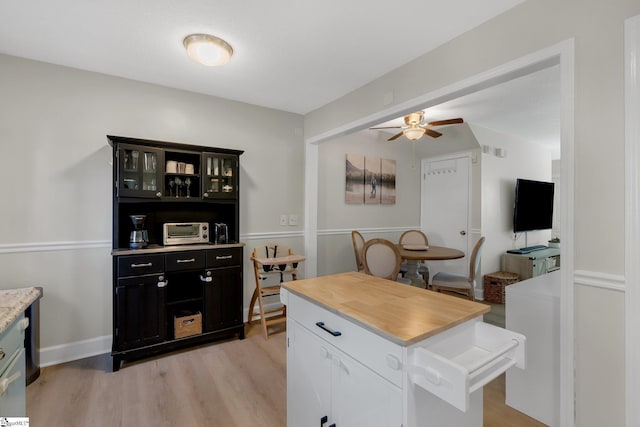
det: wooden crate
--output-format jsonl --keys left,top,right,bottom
{"left": 174, "top": 311, "right": 202, "bottom": 339}
{"left": 484, "top": 271, "right": 520, "bottom": 304}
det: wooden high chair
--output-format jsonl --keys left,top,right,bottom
{"left": 248, "top": 243, "right": 305, "bottom": 339}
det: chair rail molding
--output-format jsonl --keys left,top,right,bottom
{"left": 625, "top": 13, "right": 640, "bottom": 427}
{"left": 0, "top": 240, "right": 111, "bottom": 254}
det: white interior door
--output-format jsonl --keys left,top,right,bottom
{"left": 421, "top": 154, "right": 471, "bottom": 276}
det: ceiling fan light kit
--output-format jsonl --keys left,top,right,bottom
{"left": 183, "top": 34, "right": 233, "bottom": 66}
{"left": 403, "top": 127, "right": 426, "bottom": 140}
{"left": 369, "top": 111, "right": 464, "bottom": 142}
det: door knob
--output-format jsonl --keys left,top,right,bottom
{"left": 460, "top": 230, "right": 467, "bottom": 236}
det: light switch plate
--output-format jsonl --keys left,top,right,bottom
{"left": 288, "top": 214, "right": 298, "bottom": 226}
{"left": 280, "top": 214, "right": 288, "bottom": 226}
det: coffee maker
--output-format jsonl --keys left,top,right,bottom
{"left": 129, "top": 215, "right": 149, "bottom": 249}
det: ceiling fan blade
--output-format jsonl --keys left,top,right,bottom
{"left": 387, "top": 132, "right": 404, "bottom": 141}
{"left": 425, "top": 129, "right": 442, "bottom": 138}
{"left": 427, "top": 118, "right": 464, "bottom": 126}
{"left": 370, "top": 126, "right": 402, "bottom": 130}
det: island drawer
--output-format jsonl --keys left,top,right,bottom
{"left": 408, "top": 319, "right": 526, "bottom": 412}
{"left": 166, "top": 251, "right": 206, "bottom": 271}
{"left": 117, "top": 254, "right": 165, "bottom": 277}
{"left": 286, "top": 291, "right": 403, "bottom": 387}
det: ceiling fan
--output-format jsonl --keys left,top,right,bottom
{"left": 370, "top": 111, "right": 464, "bottom": 141}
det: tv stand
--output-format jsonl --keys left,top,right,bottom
{"left": 507, "top": 245, "right": 548, "bottom": 254}
{"left": 501, "top": 247, "right": 560, "bottom": 280}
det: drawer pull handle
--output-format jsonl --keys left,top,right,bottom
{"left": 182, "top": 319, "right": 195, "bottom": 325}
{"left": 131, "top": 262, "right": 152, "bottom": 268}
{"left": 216, "top": 255, "right": 233, "bottom": 260}
{"left": 0, "top": 371, "right": 21, "bottom": 395}
{"left": 176, "top": 258, "right": 196, "bottom": 263}
{"left": 316, "top": 322, "right": 341, "bottom": 337}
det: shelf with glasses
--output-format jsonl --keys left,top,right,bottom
{"left": 164, "top": 174, "right": 200, "bottom": 198}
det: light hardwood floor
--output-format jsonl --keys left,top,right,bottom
{"left": 27, "top": 324, "right": 545, "bottom": 426}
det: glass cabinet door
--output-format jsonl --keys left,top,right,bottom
{"left": 202, "top": 153, "right": 237, "bottom": 199}
{"left": 118, "top": 145, "right": 163, "bottom": 199}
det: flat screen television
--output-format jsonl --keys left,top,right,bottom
{"left": 513, "top": 178, "right": 555, "bottom": 232}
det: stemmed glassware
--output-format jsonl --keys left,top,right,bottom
{"left": 169, "top": 179, "right": 175, "bottom": 197}
{"left": 174, "top": 177, "right": 182, "bottom": 198}
{"left": 185, "top": 178, "right": 192, "bottom": 198}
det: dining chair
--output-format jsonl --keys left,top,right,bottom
{"left": 398, "top": 230, "right": 430, "bottom": 284}
{"left": 362, "top": 238, "right": 411, "bottom": 284}
{"left": 431, "top": 236, "right": 485, "bottom": 301}
{"left": 351, "top": 230, "right": 366, "bottom": 272}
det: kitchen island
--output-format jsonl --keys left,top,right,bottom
{"left": 0, "top": 287, "right": 42, "bottom": 416}
{"left": 282, "top": 272, "right": 525, "bottom": 427}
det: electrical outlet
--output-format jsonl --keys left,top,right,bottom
{"left": 280, "top": 214, "right": 288, "bottom": 226}
{"left": 288, "top": 214, "right": 298, "bottom": 226}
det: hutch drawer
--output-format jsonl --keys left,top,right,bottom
{"left": 117, "top": 254, "right": 165, "bottom": 277}
{"left": 206, "top": 247, "right": 242, "bottom": 268}
{"left": 166, "top": 250, "right": 206, "bottom": 272}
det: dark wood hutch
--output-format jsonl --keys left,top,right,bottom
{"left": 108, "top": 135, "right": 245, "bottom": 371}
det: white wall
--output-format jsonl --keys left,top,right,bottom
{"left": 0, "top": 54, "right": 305, "bottom": 363}
{"left": 303, "top": 1, "right": 639, "bottom": 425}
{"left": 474, "top": 124, "right": 553, "bottom": 276}
{"left": 316, "top": 130, "right": 426, "bottom": 275}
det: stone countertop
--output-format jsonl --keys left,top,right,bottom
{"left": 0, "top": 287, "right": 43, "bottom": 334}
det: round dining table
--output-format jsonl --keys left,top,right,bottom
{"left": 395, "top": 244, "right": 465, "bottom": 288}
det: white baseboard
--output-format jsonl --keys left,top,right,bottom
{"left": 40, "top": 335, "right": 112, "bottom": 367}
{"left": 39, "top": 302, "right": 286, "bottom": 367}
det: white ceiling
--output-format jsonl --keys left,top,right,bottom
{"left": 0, "top": 0, "right": 523, "bottom": 115}
{"left": 372, "top": 65, "right": 561, "bottom": 158}
{"left": 0, "top": 0, "right": 558, "bottom": 155}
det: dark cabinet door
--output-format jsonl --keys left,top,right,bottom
{"left": 117, "top": 144, "right": 163, "bottom": 199}
{"left": 115, "top": 274, "right": 167, "bottom": 350}
{"left": 203, "top": 266, "right": 242, "bottom": 331}
{"left": 202, "top": 153, "right": 238, "bottom": 200}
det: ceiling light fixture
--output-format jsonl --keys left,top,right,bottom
{"left": 403, "top": 127, "right": 426, "bottom": 141}
{"left": 183, "top": 34, "right": 233, "bottom": 66}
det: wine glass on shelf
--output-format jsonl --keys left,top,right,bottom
{"left": 174, "top": 177, "right": 182, "bottom": 198}
{"left": 169, "top": 179, "right": 174, "bottom": 197}
{"left": 185, "top": 177, "right": 191, "bottom": 198}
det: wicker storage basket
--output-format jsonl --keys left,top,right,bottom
{"left": 174, "top": 311, "right": 202, "bottom": 339}
{"left": 484, "top": 271, "right": 520, "bottom": 304}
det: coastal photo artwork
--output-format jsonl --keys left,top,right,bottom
{"left": 345, "top": 153, "right": 396, "bottom": 205}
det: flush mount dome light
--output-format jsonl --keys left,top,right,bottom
{"left": 183, "top": 34, "right": 233, "bottom": 66}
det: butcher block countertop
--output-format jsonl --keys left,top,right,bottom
{"left": 0, "top": 287, "right": 42, "bottom": 334}
{"left": 283, "top": 272, "right": 490, "bottom": 346}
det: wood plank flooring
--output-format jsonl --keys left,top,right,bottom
{"left": 27, "top": 324, "right": 545, "bottom": 426}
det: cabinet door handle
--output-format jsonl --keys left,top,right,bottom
{"left": 176, "top": 258, "right": 196, "bottom": 263}
{"left": 157, "top": 279, "right": 168, "bottom": 288}
{"left": 131, "top": 262, "right": 152, "bottom": 268}
{"left": 320, "top": 415, "right": 328, "bottom": 426}
{"left": 316, "top": 322, "right": 342, "bottom": 337}
{"left": 216, "top": 255, "right": 233, "bottom": 260}
{"left": 200, "top": 275, "right": 213, "bottom": 283}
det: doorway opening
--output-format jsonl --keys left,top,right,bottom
{"left": 304, "top": 39, "right": 575, "bottom": 426}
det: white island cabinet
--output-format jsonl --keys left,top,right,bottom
{"left": 283, "top": 272, "right": 526, "bottom": 427}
